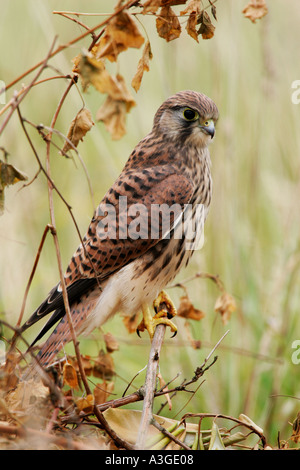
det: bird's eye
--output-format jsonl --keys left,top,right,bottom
{"left": 183, "top": 108, "right": 199, "bottom": 121}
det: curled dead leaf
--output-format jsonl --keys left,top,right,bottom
{"left": 97, "top": 11, "right": 144, "bottom": 62}
{"left": 0, "top": 159, "right": 28, "bottom": 215}
{"left": 198, "top": 10, "right": 215, "bottom": 40}
{"left": 70, "top": 354, "right": 93, "bottom": 377}
{"left": 238, "top": 413, "right": 264, "bottom": 435}
{"left": 214, "top": 292, "right": 236, "bottom": 325}
{"left": 186, "top": 11, "right": 199, "bottom": 42}
{"left": 63, "top": 362, "right": 79, "bottom": 390}
{"left": 131, "top": 41, "right": 153, "bottom": 92}
{"left": 177, "top": 295, "right": 205, "bottom": 321}
{"left": 161, "top": 0, "right": 188, "bottom": 5}
{"left": 211, "top": 4, "right": 217, "bottom": 21}
{"left": 94, "top": 380, "right": 114, "bottom": 406}
{"left": 180, "top": 0, "right": 203, "bottom": 42}
{"left": 61, "top": 107, "right": 94, "bottom": 154}
{"left": 180, "top": 0, "right": 201, "bottom": 14}
{"left": 93, "top": 350, "right": 115, "bottom": 380}
{"left": 156, "top": 6, "right": 182, "bottom": 42}
{"left": 73, "top": 52, "right": 107, "bottom": 92}
{"left": 5, "top": 379, "right": 50, "bottom": 418}
{"left": 142, "top": 0, "right": 161, "bottom": 14}
{"left": 122, "top": 312, "right": 140, "bottom": 334}
{"left": 97, "top": 97, "right": 128, "bottom": 140}
{"left": 184, "top": 320, "right": 202, "bottom": 350}
{"left": 103, "top": 408, "right": 200, "bottom": 447}
{"left": 76, "top": 394, "right": 94, "bottom": 413}
{"left": 96, "top": 73, "right": 135, "bottom": 140}
{"left": 104, "top": 332, "right": 119, "bottom": 353}
{"left": 75, "top": 52, "right": 128, "bottom": 98}
{"left": 242, "top": 0, "right": 268, "bottom": 23}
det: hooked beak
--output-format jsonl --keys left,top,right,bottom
{"left": 200, "top": 121, "right": 215, "bottom": 139}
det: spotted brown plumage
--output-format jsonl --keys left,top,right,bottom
{"left": 21, "top": 90, "right": 219, "bottom": 368}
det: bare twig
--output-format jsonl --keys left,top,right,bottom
{"left": 150, "top": 419, "right": 191, "bottom": 451}
{"left": 0, "top": 37, "right": 57, "bottom": 135}
{"left": 17, "top": 225, "right": 53, "bottom": 328}
{"left": 135, "top": 324, "right": 167, "bottom": 449}
{"left": 180, "top": 412, "right": 268, "bottom": 448}
{"left": 3, "top": 0, "right": 138, "bottom": 93}
{"left": 44, "top": 79, "right": 91, "bottom": 398}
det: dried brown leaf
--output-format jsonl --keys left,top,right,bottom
{"left": 161, "top": 0, "right": 188, "bottom": 5}
{"left": 96, "top": 35, "right": 127, "bottom": 63}
{"left": 94, "top": 380, "right": 114, "bottom": 406}
{"left": 214, "top": 292, "right": 236, "bottom": 325}
{"left": 156, "top": 6, "right": 181, "bottom": 42}
{"left": 0, "top": 160, "right": 28, "bottom": 215}
{"left": 76, "top": 53, "right": 120, "bottom": 96}
{"left": 242, "top": 0, "right": 268, "bottom": 23}
{"left": 104, "top": 332, "right": 119, "bottom": 353}
{"left": 186, "top": 11, "right": 199, "bottom": 42}
{"left": 142, "top": 0, "right": 161, "bottom": 14}
{"left": 180, "top": 0, "right": 202, "bottom": 41}
{"left": 97, "top": 11, "right": 144, "bottom": 61}
{"left": 122, "top": 312, "right": 140, "bottom": 334}
{"left": 63, "top": 362, "right": 79, "bottom": 390}
{"left": 184, "top": 321, "right": 202, "bottom": 350}
{"left": 131, "top": 41, "right": 153, "bottom": 92}
{"left": 76, "top": 394, "right": 94, "bottom": 413}
{"left": 211, "top": 4, "right": 217, "bottom": 21}
{"left": 61, "top": 107, "right": 94, "bottom": 154}
{"left": 198, "top": 10, "right": 215, "bottom": 39}
{"left": 180, "top": 0, "right": 201, "bottom": 16}
{"left": 93, "top": 350, "right": 115, "bottom": 380}
{"left": 177, "top": 295, "right": 205, "bottom": 321}
{"left": 96, "top": 75, "right": 135, "bottom": 140}
{"left": 5, "top": 379, "right": 50, "bottom": 418}
{"left": 97, "top": 96, "right": 127, "bottom": 140}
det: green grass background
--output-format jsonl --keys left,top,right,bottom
{"left": 1, "top": 0, "right": 300, "bottom": 446}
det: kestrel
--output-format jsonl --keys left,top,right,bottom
{"left": 20, "top": 90, "right": 219, "bottom": 369}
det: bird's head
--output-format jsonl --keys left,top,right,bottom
{"left": 153, "top": 90, "right": 219, "bottom": 148}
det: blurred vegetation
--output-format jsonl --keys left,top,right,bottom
{"left": 0, "top": 0, "right": 300, "bottom": 448}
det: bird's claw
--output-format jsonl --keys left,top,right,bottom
{"left": 136, "top": 291, "right": 177, "bottom": 340}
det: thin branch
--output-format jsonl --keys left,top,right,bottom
{"left": 135, "top": 324, "right": 167, "bottom": 449}
{"left": 55, "top": 12, "right": 97, "bottom": 34}
{"left": 150, "top": 419, "right": 191, "bottom": 451}
{"left": 44, "top": 79, "right": 90, "bottom": 398}
{"left": 0, "top": 75, "right": 72, "bottom": 119}
{"left": 0, "top": 37, "right": 57, "bottom": 136}
{"left": 16, "top": 224, "right": 53, "bottom": 328}
{"left": 180, "top": 412, "right": 268, "bottom": 448}
{"left": 3, "top": 0, "right": 138, "bottom": 93}
{"left": 16, "top": 109, "right": 98, "bottom": 286}
{"left": 169, "top": 271, "right": 225, "bottom": 292}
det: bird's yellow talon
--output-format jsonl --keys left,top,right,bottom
{"left": 136, "top": 291, "right": 177, "bottom": 340}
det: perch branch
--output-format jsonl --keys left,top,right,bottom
{"left": 135, "top": 324, "right": 167, "bottom": 449}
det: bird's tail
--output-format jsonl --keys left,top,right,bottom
{"left": 22, "top": 292, "right": 99, "bottom": 380}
